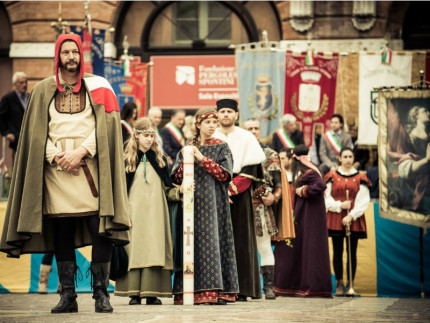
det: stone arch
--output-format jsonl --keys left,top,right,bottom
{"left": 113, "top": 1, "right": 283, "bottom": 60}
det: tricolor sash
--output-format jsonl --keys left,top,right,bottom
{"left": 156, "top": 129, "right": 163, "bottom": 144}
{"left": 277, "top": 129, "right": 295, "bottom": 148}
{"left": 165, "top": 122, "right": 185, "bottom": 146}
{"left": 324, "top": 131, "right": 342, "bottom": 154}
{"left": 156, "top": 128, "right": 164, "bottom": 152}
{"left": 121, "top": 120, "right": 132, "bottom": 135}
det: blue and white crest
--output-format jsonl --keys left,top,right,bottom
{"left": 255, "top": 75, "right": 273, "bottom": 113}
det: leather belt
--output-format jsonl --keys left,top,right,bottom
{"left": 79, "top": 160, "right": 99, "bottom": 198}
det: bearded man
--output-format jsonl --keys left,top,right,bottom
{"left": 0, "top": 34, "right": 130, "bottom": 314}
{"left": 213, "top": 99, "right": 266, "bottom": 301}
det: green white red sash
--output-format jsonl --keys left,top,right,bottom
{"left": 121, "top": 120, "right": 132, "bottom": 135}
{"left": 277, "top": 129, "right": 295, "bottom": 148}
{"left": 156, "top": 128, "right": 163, "bottom": 145}
{"left": 165, "top": 122, "right": 185, "bottom": 146}
{"left": 324, "top": 130, "right": 342, "bottom": 154}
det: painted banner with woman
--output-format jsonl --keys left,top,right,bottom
{"left": 378, "top": 90, "right": 430, "bottom": 229}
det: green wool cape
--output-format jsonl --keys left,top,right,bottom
{"left": 0, "top": 74, "right": 130, "bottom": 257}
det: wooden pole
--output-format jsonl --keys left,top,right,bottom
{"left": 182, "top": 146, "right": 194, "bottom": 305}
{"left": 345, "top": 190, "right": 356, "bottom": 296}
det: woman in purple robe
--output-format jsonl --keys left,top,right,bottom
{"left": 274, "top": 145, "right": 332, "bottom": 298}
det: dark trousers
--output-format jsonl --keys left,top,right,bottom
{"left": 331, "top": 236, "right": 358, "bottom": 281}
{"left": 54, "top": 215, "right": 113, "bottom": 263}
{"left": 42, "top": 253, "right": 54, "bottom": 265}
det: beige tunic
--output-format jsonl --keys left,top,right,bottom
{"left": 127, "top": 161, "right": 173, "bottom": 270}
{"left": 43, "top": 91, "right": 98, "bottom": 216}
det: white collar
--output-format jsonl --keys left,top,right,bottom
{"left": 337, "top": 166, "right": 357, "bottom": 176}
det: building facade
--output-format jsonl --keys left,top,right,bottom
{"left": 0, "top": 1, "right": 428, "bottom": 168}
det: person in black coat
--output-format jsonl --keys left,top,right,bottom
{"left": 349, "top": 124, "right": 370, "bottom": 171}
{"left": 270, "top": 114, "right": 304, "bottom": 152}
{"left": 120, "top": 102, "right": 138, "bottom": 144}
{"left": 161, "top": 109, "right": 186, "bottom": 166}
{"left": 0, "top": 72, "right": 29, "bottom": 153}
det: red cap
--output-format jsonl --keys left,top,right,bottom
{"left": 55, "top": 34, "right": 84, "bottom": 93}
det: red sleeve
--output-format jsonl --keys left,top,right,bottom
{"left": 173, "top": 163, "right": 184, "bottom": 184}
{"left": 302, "top": 186, "right": 308, "bottom": 197}
{"left": 200, "top": 157, "right": 229, "bottom": 182}
{"left": 359, "top": 173, "right": 372, "bottom": 187}
{"left": 324, "top": 171, "right": 335, "bottom": 184}
{"left": 228, "top": 175, "right": 252, "bottom": 196}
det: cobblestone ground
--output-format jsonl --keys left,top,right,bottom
{"left": 0, "top": 294, "right": 429, "bottom": 322}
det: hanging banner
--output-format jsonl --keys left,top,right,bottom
{"left": 91, "top": 29, "right": 105, "bottom": 77}
{"left": 378, "top": 89, "right": 430, "bottom": 229}
{"left": 82, "top": 25, "right": 92, "bottom": 74}
{"left": 358, "top": 52, "right": 412, "bottom": 145}
{"left": 70, "top": 26, "right": 105, "bottom": 76}
{"left": 151, "top": 55, "right": 237, "bottom": 109}
{"left": 126, "top": 63, "right": 148, "bottom": 117}
{"left": 284, "top": 51, "right": 339, "bottom": 147}
{"left": 104, "top": 60, "right": 126, "bottom": 108}
{"left": 236, "top": 46, "right": 286, "bottom": 138}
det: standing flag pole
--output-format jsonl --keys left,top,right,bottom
{"left": 121, "top": 36, "right": 132, "bottom": 78}
{"left": 182, "top": 146, "right": 195, "bottom": 305}
{"left": 82, "top": 0, "right": 93, "bottom": 73}
{"left": 345, "top": 190, "right": 356, "bottom": 297}
{"left": 50, "top": 3, "right": 69, "bottom": 35}
{"left": 146, "top": 61, "right": 154, "bottom": 116}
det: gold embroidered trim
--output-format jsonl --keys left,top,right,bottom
{"left": 230, "top": 182, "right": 239, "bottom": 195}
{"left": 237, "top": 173, "right": 264, "bottom": 182}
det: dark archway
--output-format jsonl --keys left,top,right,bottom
{"left": 113, "top": 1, "right": 260, "bottom": 60}
{"left": 0, "top": 2, "right": 12, "bottom": 58}
{"left": 402, "top": 2, "right": 430, "bottom": 50}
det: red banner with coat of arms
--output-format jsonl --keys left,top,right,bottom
{"left": 284, "top": 51, "right": 339, "bottom": 147}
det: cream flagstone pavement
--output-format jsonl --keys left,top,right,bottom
{"left": 0, "top": 294, "right": 429, "bottom": 322}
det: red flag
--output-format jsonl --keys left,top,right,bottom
{"left": 284, "top": 51, "right": 339, "bottom": 147}
{"left": 82, "top": 25, "right": 92, "bottom": 74}
{"left": 126, "top": 63, "right": 148, "bottom": 117}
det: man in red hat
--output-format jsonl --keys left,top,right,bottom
{"left": 0, "top": 34, "right": 130, "bottom": 314}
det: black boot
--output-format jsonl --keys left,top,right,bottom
{"left": 51, "top": 261, "right": 78, "bottom": 313}
{"left": 261, "top": 265, "right": 276, "bottom": 300}
{"left": 146, "top": 297, "right": 162, "bottom": 305}
{"left": 91, "top": 262, "right": 113, "bottom": 313}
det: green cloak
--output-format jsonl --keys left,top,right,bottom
{"left": 0, "top": 74, "right": 130, "bottom": 257}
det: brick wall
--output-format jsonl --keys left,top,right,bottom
{"left": 3, "top": 0, "right": 119, "bottom": 91}
{"left": 276, "top": 1, "right": 407, "bottom": 40}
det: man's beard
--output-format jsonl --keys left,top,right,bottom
{"left": 60, "top": 60, "right": 80, "bottom": 72}
{"left": 66, "top": 65, "right": 78, "bottom": 72}
{"left": 220, "top": 118, "right": 235, "bottom": 127}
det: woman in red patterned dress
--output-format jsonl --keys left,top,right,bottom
{"left": 324, "top": 147, "right": 371, "bottom": 296}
